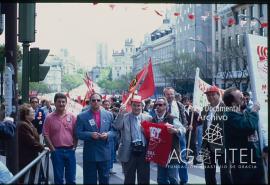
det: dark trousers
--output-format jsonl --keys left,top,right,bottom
{"left": 83, "top": 160, "right": 110, "bottom": 184}
{"left": 123, "top": 149, "right": 150, "bottom": 184}
{"left": 231, "top": 158, "right": 266, "bottom": 184}
{"left": 204, "top": 149, "right": 232, "bottom": 185}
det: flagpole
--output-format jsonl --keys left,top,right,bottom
{"left": 186, "top": 108, "right": 195, "bottom": 161}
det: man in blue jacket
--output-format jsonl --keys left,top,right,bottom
{"left": 76, "top": 93, "right": 115, "bottom": 184}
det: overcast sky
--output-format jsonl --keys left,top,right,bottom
{"left": 0, "top": 3, "right": 171, "bottom": 69}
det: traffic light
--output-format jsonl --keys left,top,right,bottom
{"left": 29, "top": 47, "right": 50, "bottom": 82}
{"left": 18, "top": 3, "right": 36, "bottom": 43}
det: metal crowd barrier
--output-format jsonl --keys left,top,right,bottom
{"left": 7, "top": 149, "right": 50, "bottom": 184}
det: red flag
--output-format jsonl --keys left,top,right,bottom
{"left": 102, "top": 94, "right": 107, "bottom": 100}
{"left": 188, "top": 13, "right": 195, "bottom": 20}
{"left": 138, "top": 58, "right": 155, "bottom": 100}
{"left": 128, "top": 65, "right": 147, "bottom": 93}
{"left": 122, "top": 92, "right": 132, "bottom": 112}
{"left": 260, "top": 22, "right": 268, "bottom": 28}
{"left": 228, "top": 18, "right": 235, "bottom": 26}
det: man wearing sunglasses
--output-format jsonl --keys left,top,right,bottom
{"left": 152, "top": 97, "right": 186, "bottom": 184}
{"left": 76, "top": 93, "right": 115, "bottom": 184}
{"left": 30, "top": 96, "right": 46, "bottom": 142}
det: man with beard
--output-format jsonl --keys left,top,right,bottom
{"left": 223, "top": 87, "right": 266, "bottom": 184}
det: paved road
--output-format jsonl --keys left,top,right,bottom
{"left": 48, "top": 144, "right": 221, "bottom": 184}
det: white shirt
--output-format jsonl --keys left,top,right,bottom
{"left": 169, "top": 100, "right": 180, "bottom": 119}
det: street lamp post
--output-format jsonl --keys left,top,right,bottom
{"left": 189, "top": 37, "right": 208, "bottom": 80}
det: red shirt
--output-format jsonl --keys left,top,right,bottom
{"left": 141, "top": 121, "right": 172, "bottom": 167}
{"left": 43, "top": 112, "right": 77, "bottom": 147}
{"left": 92, "top": 110, "right": 101, "bottom": 130}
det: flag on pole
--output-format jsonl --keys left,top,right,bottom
{"left": 138, "top": 58, "right": 155, "bottom": 100}
{"left": 124, "top": 58, "right": 155, "bottom": 110}
{"left": 128, "top": 65, "right": 147, "bottom": 93}
{"left": 192, "top": 68, "right": 224, "bottom": 112}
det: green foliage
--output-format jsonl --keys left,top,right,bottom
{"left": 61, "top": 73, "right": 84, "bottom": 92}
{"left": 29, "top": 82, "right": 52, "bottom": 94}
{"left": 97, "top": 67, "right": 132, "bottom": 93}
{"left": 0, "top": 44, "right": 23, "bottom": 64}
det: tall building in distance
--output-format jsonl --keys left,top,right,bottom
{"left": 96, "top": 42, "right": 108, "bottom": 67}
{"left": 111, "top": 38, "right": 134, "bottom": 80}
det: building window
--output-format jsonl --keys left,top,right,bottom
{"left": 221, "top": 84, "right": 225, "bottom": 89}
{"left": 215, "top": 40, "right": 219, "bottom": 51}
{"left": 241, "top": 83, "right": 248, "bottom": 91}
{"left": 130, "top": 48, "right": 132, "bottom": 52}
{"left": 234, "top": 11, "right": 239, "bottom": 25}
{"left": 236, "top": 34, "right": 240, "bottom": 46}
{"left": 222, "top": 37, "right": 225, "bottom": 49}
{"left": 228, "top": 36, "right": 232, "bottom": 48}
{"left": 259, "top": 4, "right": 263, "bottom": 17}
{"left": 242, "top": 35, "right": 245, "bottom": 47}
{"left": 215, "top": 20, "right": 218, "bottom": 31}
{"left": 235, "top": 57, "right": 240, "bottom": 71}
{"left": 242, "top": 9, "right": 247, "bottom": 20}
{"left": 259, "top": 27, "right": 266, "bottom": 36}
{"left": 227, "top": 83, "right": 232, "bottom": 88}
{"left": 250, "top": 5, "right": 254, "bottom": 17}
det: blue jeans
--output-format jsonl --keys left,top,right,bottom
{"left": 50, "top": 148, "right": 76, "bottom": 184}
{"left": 83, "top": 160, "right": 110, "bottom": 184}
{"left": 178, "top": 134, "right": 188, "bottom": 184}
{"left": 157, "top": 165, "right": 179, "bottom": 184}
{"left": 196, "top": 124, "right": 203, "bottom": 154}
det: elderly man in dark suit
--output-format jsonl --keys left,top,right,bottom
{"left": 113, "top": 95, "right": 152, "bottom": 184}
{"left": 201, "top": 85, "right": 232, "bottom": 185}
{"left": 76, "top": 93, "right": 115, "bottom": 184}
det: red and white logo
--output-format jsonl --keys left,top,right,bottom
{"left": 256, "top": 45, "right": 268, "bottom": 79}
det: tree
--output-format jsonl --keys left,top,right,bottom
{"left": 158, "top": 52, "right": 199, "bottom": 94}
{"left": 97, "top": 67, "right": 133, "bottom": 94}
{"left": 61, "top": 73, "right": 84, "bottom": 92}
{"left": 215, "top": 40, "right": 249, "bottom": 90}
{"left": 0, "top": 44, "right": 23, "bottom": 64}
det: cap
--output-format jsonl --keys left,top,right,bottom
{"left": 131, "top": 95, "right": 142, "bottom": 103}
{"left": 204, "top": 85, "right": 220, "bottom": 94}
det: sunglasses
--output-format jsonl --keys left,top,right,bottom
{"left": 155, "top": 104, "right": 165, "bottom": 107}
{"left": 91, "top": 99, "right": 101, "bottom": 102}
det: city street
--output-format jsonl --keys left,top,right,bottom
{"left": 47, "top": 142, "right": 220, "bottom": 184}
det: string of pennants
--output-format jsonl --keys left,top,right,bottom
{"left": 92, "top": 3, "right": 268, "bottom": 28}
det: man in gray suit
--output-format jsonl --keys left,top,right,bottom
{"left": 76, "top": 93, "right": 115, "bottom": 184}
{"left": 113, "top": 95, "right": 152, "bottom": 184}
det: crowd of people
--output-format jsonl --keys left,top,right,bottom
{"left": 0, "top": 85, "right": 268, "bottom": 184}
